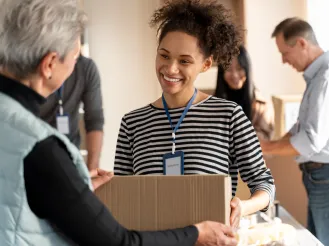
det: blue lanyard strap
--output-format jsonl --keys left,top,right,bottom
{"left": 57, "top": 85, "right": 64, "bottom": 115}
{"left": 162, "top": 88, "right": 197, "bottom": 144}
{"left": 57, "top": 85, "right": 64, "bottom": 100}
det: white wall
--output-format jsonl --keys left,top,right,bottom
{"left": 307, "top": 0, "right": 329, "bottom": 51}
{"left": 244, "top": 0, "right": 307, "bottom": 101}
{"left": 194, "top": 66, "right": 218, "bottom": 90}
{"left": 84, "top": 0, "right": 161, "bottom": 170}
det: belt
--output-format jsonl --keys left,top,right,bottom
{"left": 299, "top": 162, "right": 325, "bottom": 171}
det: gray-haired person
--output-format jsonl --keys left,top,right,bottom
{"left": 261, "top": 17, "right": 329, "bottom": 246}
{"left": 0, "top": 0, "right": 237, "bottom": 245}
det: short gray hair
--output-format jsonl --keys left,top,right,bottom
{"left": 0, "top": 0, "right": 87, "bottom": 79}
{"left": 271, "top": 17, "right": 318, "bottom": 46}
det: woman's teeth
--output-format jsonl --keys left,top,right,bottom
{"left": 164, "top": 75, "right": 181, "bottom": 82}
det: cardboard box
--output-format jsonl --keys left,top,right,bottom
{"left": 95, "top": 175, "right": 232, "bottom": 230}
{"left": 272, "top": 94, "right": 302, "bottom": 140}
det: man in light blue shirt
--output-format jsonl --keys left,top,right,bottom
{"left": 261, "top": 17, "right": 329, "bottom": 245}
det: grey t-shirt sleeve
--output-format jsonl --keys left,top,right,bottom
{"left": 82, "top": 57, "right": 104, "bottom": 132}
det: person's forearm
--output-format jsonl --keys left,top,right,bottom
{"left": 86, "top": 130, "right": 103, "bottom": 170}
{"left": 241, "top": 190, "right": 270, "bottom": 216}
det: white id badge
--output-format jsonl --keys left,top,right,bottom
{"left": 56, "top": 115, "right": 70, "bottom": 134}
{"left": 163, "top": 151, "right": 184, "bottom": 175}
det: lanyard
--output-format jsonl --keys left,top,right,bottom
{"left": 57, "top": 85, "right": 64, "bottom": 115}
{"left": 162, "top": 88, "right": 197, "bottom": 154}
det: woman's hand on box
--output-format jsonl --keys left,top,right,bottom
{"left": 230, "top": 197, "right": 244, "bottom": 230}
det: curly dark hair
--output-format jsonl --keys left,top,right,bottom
{"left": 150, "top": 0, "right": 242, "bottom": 69}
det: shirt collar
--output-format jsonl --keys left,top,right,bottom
{"left": 0, "top": 73, "right": 46, "bottom": 116}
{"left": 303, "top": 51, "right": 329, "bottom": 83}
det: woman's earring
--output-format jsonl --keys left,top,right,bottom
{"left": 48, "top": 75, "right": 52, "bottom": 80}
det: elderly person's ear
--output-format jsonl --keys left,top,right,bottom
{"left": 39, "top": 52, "right": 58, "bottom": 80}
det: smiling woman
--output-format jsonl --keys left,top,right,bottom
{"left": 215, "top": 46, "right": 274, "bottom": 140}
{"left": 114, "top": 0, "right": 275, "bottom": 231}
{"left": 0, "top": 0, "right": 241, "bottom": 245}
{"left": 155, "top": 31, "right": 211, "bottom": 106}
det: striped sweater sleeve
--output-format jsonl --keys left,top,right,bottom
{"left": 230, "top": 105, "right": 275, "bottom": 210}
{"left": 114, "top": 116, "right": 134, "bottom": 175}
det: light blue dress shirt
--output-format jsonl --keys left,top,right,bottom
{"left": 290, "top": 51, "right": 329, "bottom": 163}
